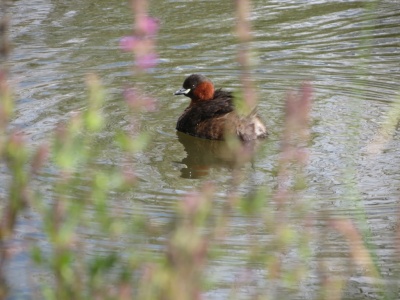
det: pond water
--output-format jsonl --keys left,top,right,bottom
{"left": 3, "top": 0, "right": 400, "bottom": 299}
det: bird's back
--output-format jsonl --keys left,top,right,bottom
{"left": 176, "top": 89, "right": 267, "bottom": 141}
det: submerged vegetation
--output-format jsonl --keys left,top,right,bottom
{"left": 1, "top": 0, "right": 400, "bottom": 299}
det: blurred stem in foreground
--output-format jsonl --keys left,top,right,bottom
{"left": 235, "top": 0, "right": 257, "bottom": 115}
{"left": 0, "top": 7, "right": 21, "bottom": 300}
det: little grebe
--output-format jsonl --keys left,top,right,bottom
{"left": 174, "top": 74, "right": 267, "bottom": 141}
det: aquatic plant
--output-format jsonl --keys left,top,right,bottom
{"left": 0, "top": 0, "right": 398, "bottom": 299}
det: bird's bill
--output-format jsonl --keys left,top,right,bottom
{"left": 174, "top": 88, "right": 191, "bottom": 95}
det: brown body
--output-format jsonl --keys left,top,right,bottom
{"left": 174, "top": 74, "right": 267, "bottom": 141}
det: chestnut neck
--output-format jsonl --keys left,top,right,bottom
{"left": 191, "top": 81, "right": 215, "bottom": 103}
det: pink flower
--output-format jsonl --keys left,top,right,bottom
{"left": 119, "top": 36, "right": 140, "bottom": 52}
{"left": 138, "top": 16, "right": 159, "bottom": 36}
{"left": 136, "top": 53, "right": 158, "bottom": 70}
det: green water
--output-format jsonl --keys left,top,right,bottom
{"left": 4, "top": 0, "right": 400, "bottom": 298}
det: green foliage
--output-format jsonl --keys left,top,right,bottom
{"left": 1, "top": 1, "right": 398, "bottom": 300}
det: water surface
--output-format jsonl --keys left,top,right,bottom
{"left": 4, "top": 0, "right": 400, "bottom": 299}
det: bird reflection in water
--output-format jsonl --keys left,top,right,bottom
{"left": 176, "top": 132, "right": 261, "bottom": 179}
